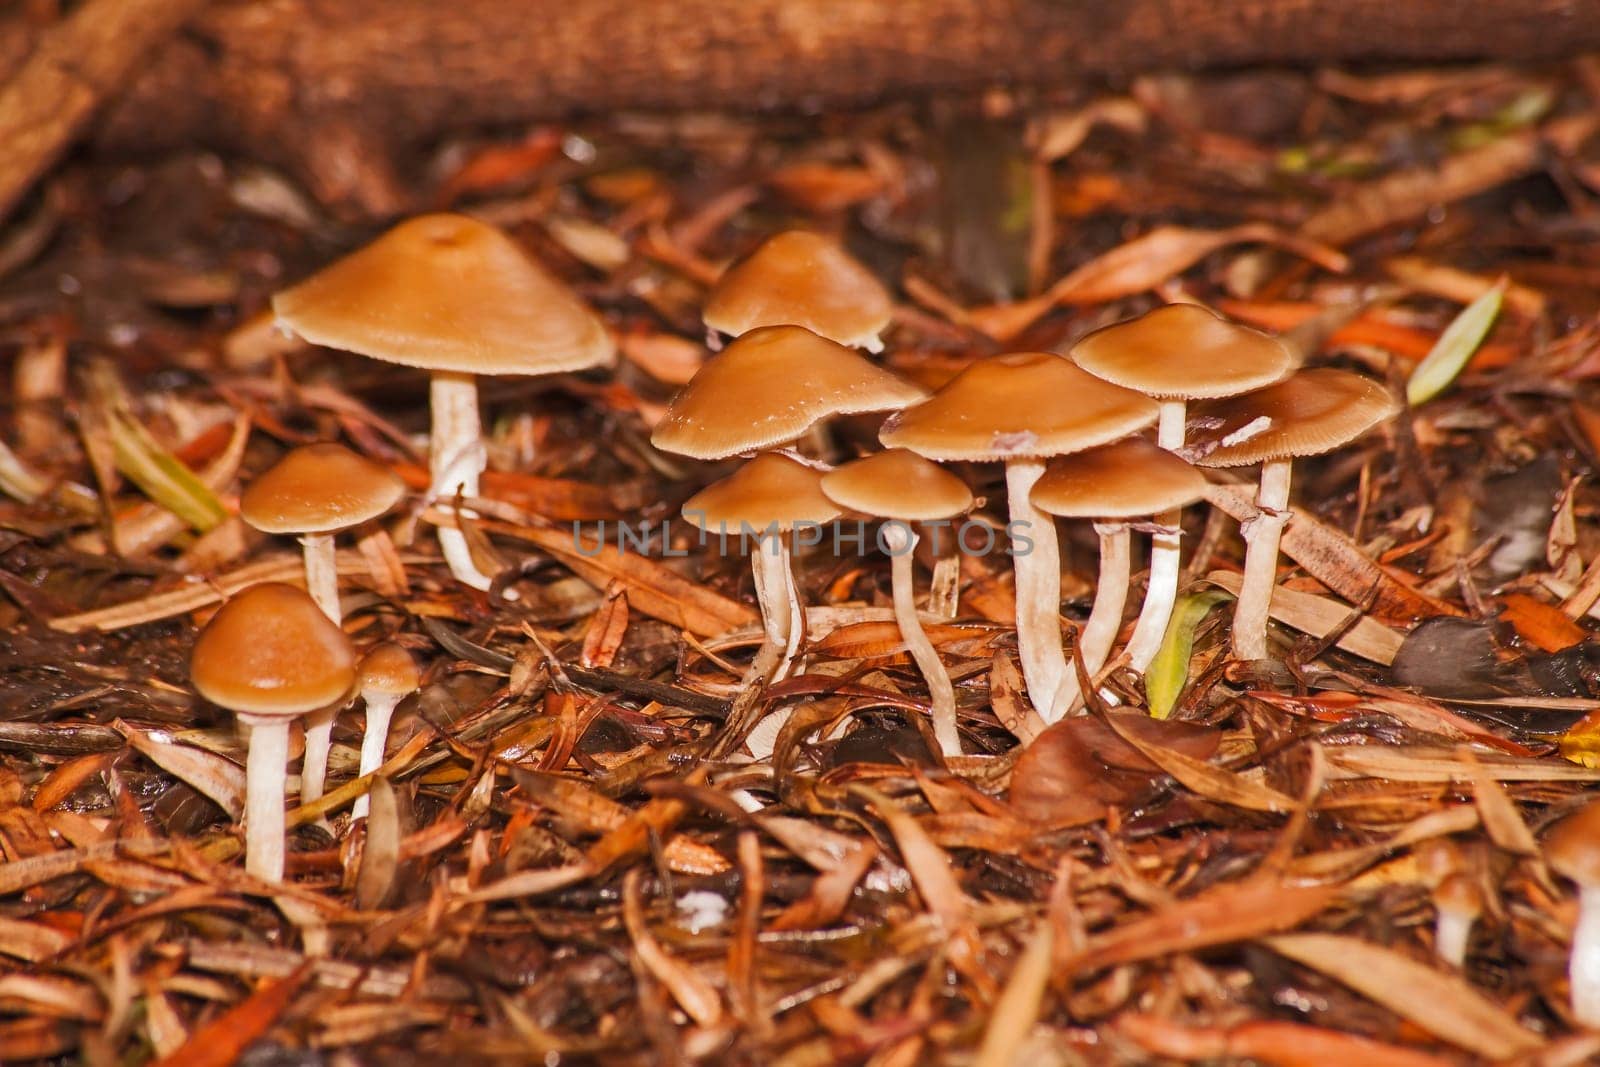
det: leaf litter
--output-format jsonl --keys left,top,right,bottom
{"left": 1, "top": 54, "right": 1600, "bottom": 1067}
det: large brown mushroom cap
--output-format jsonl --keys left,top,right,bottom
{"left": 240, "top": 443, "right": 406, "bottom": 535}
{"left": 190, "top": 583, "right": 357, "bottom": 719}
{"left": 272, "top": 213, "right": 615, "bottom": 376}
{"left": 650, "top": 325, "right": 926, "bottom": 460}
{"left": 703, "top": 230, "right": 893, "bottom": 348}
{"left": 1547, "top": 801, "right": 1600, "bottom": 887}
{"left": 1069, "top": 303, "right": 1294, "bottom": 400}
{"left": 821, "top": 449, "right": 973, "bottom": 522}
{"left": 878, "top": 352, "right": 1159, "bottom": 462}
{"left": 682, "top": 452, "right": 841, "bottom": 534}
{"left": 1031, "top": 437, "right": 1209, "bottom": 518}
{"left": 1186, "top": 368, "right": 1398, "bottom": 467}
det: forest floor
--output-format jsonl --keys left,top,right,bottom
{"left": 3, "top": 56, "right": 1600, "bottom": 1066}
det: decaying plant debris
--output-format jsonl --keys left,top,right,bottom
{"left": 6, "top": 54, "right": 1600, "bottom": 1067}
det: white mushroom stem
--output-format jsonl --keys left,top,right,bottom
{"left": 883, "top": 522, "right": 960, "bottom": 756}
{"left": 751, "top": 535, "right": 804, "bottom": 682}
{"left": 1049, "top": 522, "right": 1131, "bottom": 719}
{"left": 1435, "top": 906, "right": 1476, "bottom": 969}
{"left": 299, "top": 705, "right": 337, "bottom": 806}
{"left": 353, "top": 689, "right": 403, "bottom": 820}
{"left": 241, "top": 714, "right": 291, "bottom": 882}
{"left": 1232, "top": 456, "right": 1293, "bottom": 661}
{"left": 299, "top": 532, "right": 340, "bottom": 623}
{"left": 1573, "top": 883, "right": 1600, "bottom": 1026}
{"left": 1005, "top": 458, "right": 1065, "bottom": 718}
{"left": 429, "top": 370, "right": 495, "bottom": 591}
{"left": 1122, "top": 399, "right": 1187, "bottom": 674}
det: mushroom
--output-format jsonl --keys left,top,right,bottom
{"left": 650, "top": 324, "right": 925, "bottom": 460}
{"left": 703, "top": 231, "right": 893, "bottom": 351}
{"left": 189, "top": 583, "right": 356, "bottom": 881}
{"left": 1186, "top": 368, "right": 1397, "bottom": 660}
{"left": 239, "top": 443, "right": 405, "bottom": 625}
{"left": 272, "top": 213, "right": 615, "bottom": 591}
{"left": 1069, "top": 304, "right": 1293, "bottom": 674}
{"left": 1029, "top": 437, "right": 1209, "bottom": 717}
{"left": 879, "top": 353, "right": 1159, "bottom": 719}
{"left": 352, "top": 643, "right": 420, "bottom": 820}
{"left": 682, "top": 452, "right": 841, "bottom": 687}
{"left": 1547, "top": 801, "right": 1600, "bottom": 1026}
{"left": 820, "top": 450, "right": 975, "bottom": 755}
{"left": 238, "top": 443, "right": 404, "bottom": 806}
{"left": 1433, "top": 872, "right": 1482, "bottom": 969}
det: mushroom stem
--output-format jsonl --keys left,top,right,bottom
{"left": 298, "top": 705, "right": 336, "bottom": 806}
{"left": 1005, "top": 458, "right": 1065, "bottom": 717}
{"left": 884, "top": 522, "right": 960, "bottom": 756}
{"left": 299, "top": 532, "right": 340, "bottom": 623}
{"left": 1050, "top": 522, "right": 1131, "bottom": 718}
{"left": 242, "top": 716, "right": 291, "bottom": 882}
{"left": 1122, "top": 399, "right": 1188, "bottom": 674}
{"left": 429, "top": 370, "right": 494, "bottom": 591}
{"left": 352, "top": 691, "right": 402, "bottom": 820}
{"left": 1232, "top": 456, "right": 1293, "bottom": 660}
{"left": 1575, "top": 884, "right": 1600, "bottom": 1026}
{"left": 1435, "top": 908, "right": 1475, "bottom": 969}
{"left": 752, "top": 535, "right": 804, "bottom": 681}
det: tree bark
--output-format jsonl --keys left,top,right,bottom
{"left": 20, "top": 0, "right": 1600, "bottom": 218}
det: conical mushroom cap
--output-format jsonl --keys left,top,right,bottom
{"left": 272, "top": 213, "right": 615, "bottom": 376}
{"left": 359, "top": 642, "right": 421, "bottom": 698}
{"left": 190, "top": 583, "right": 357, "bottom": 720}
{"left": 1187, "top": 368, "right": 1398, "bottom": 467}
{"left": 1032, "top": 437, "right": 1209, "bottom": 518}
{"left": 704, "top": 230, "right": 892, "bottom": 350}
{"left": 878, "top": 352, "right": 1159, "bottom": 462}
{"left": 682, "top": 452, "right": 840, "bottom": 534}
{"left": 821, "top": 450, "right": 973, "bottom": 522}
{"left": 240, "top": 443, "right": 406, "bottom": 535}
{"left": 651, "top": 325, "right": 926, "bottom": 459}
{"left": 1070, "top": 303, "right": 1294, "bottom": 400}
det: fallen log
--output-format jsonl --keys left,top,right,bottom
{"left": 7, "top": 0, "right": 1600, "bottom": 219}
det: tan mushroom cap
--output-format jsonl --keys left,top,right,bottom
{"left": 650, "top": 325, "right": 927, "bottom": 460}
{"left": 359, "top": 643, "right": 421, "bottom": 697}
{"left": 1187, "top": 368, "right": 1398, "bottom": 468}
{"left": 1547, "top": 801, "right": 1600, "bottom": 886}
{"left": 272, "top": 213, "right": 615, "bottom": 376}
{"left": 190, "top": 583, "right": 357, "bottom": 720}
{"left": 821, "top": 450, "right": 973, "bottom": 522}
{"left": 1069, "top": 303, "right": 1294, "bottom": 400}
{"left": 1434, "top": 873, "right": 1483, "bottom": 918}
{"left": 703, "top": 230, "right": 893, "bottom": 349}
{"left": 1031, "top": 437, "right": 1209, "bottom": 518}
{"left": 682, "top": 452, "right": 841, "bottom": 534}
{"left": 878, "top": 352, "right": 1159, "bottom": 462}
{"left": 240, "top": 443, "right": 406, "bottom": 535}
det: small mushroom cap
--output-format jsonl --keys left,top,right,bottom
{"left": 1031, "top": 437, "right": 1209, "bottom": 518}
{"left": 1434, "top": 873, "right": 1483, "bottom": 918}
{"left": 682, "top": 452, "right": 841, "bottom": 534}
{"left": 821, "top": 450, "right": 973, "bottom": 522}
{"left": 650, "top": 325, "right": 926, "bottom": 460}
{"left": 240, "top": 443, "right": 406, "bottom": 535}
{"left": 1547, "top": 801, "right": 1600, "bottom": 887}
{"left": 359, "top": 642, "right": 421, "bottom": 697}
{"left": 1187, "top": 368, "right": 1398, "bottom": 467}
{"left": 190, "top": 583, "right": 357, "bottom": 720}
{"left": 272, "top": 213, "right": 615, "bottom": 376}
{"left": 1069, "top": 303, "right": 1294, "bottom": 400}
{"left": 878, "top": 352, "right": 1159, "bottom": 462}
{"left": 703, "top": 231, "right": 893, "bottom": 349}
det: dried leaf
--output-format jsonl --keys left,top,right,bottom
{"left": 1203, "top": 571, "right": 1404, "bottom": 664}
{"left": 1010, "top": 711, "right": 1220, "bottom": 821}
{"left": 622, "top": 869, "right": 723, "bottom": 1027}
{"left": 1406, "top": 280, "right": 1505, "bottom": 405}
{"left": 974, "top": 921, "right": 1054, "bottom": 1067}
{"left": 1099, "top": 711, "right": 1297, "bottom": 813}
{"left": 149, "top": 962, "right": 315, "bottom": 1067}
{"left": 118, "top": 722, "right": 245, "bottom": 819}
{"left": 1498, "top": 592, "right": 1588, "bottom": 652}
{"left": 853, "top": 786, "right": 972, "bottom": 927}
{"left": 355, "top": 778, "right": 400, "bottom": 910}
{"left": 991, "top": 653, "right": 1045, "bottom": 745}
{"left": 1262, "top": 933, "right": 1543, "bottom": 1059}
